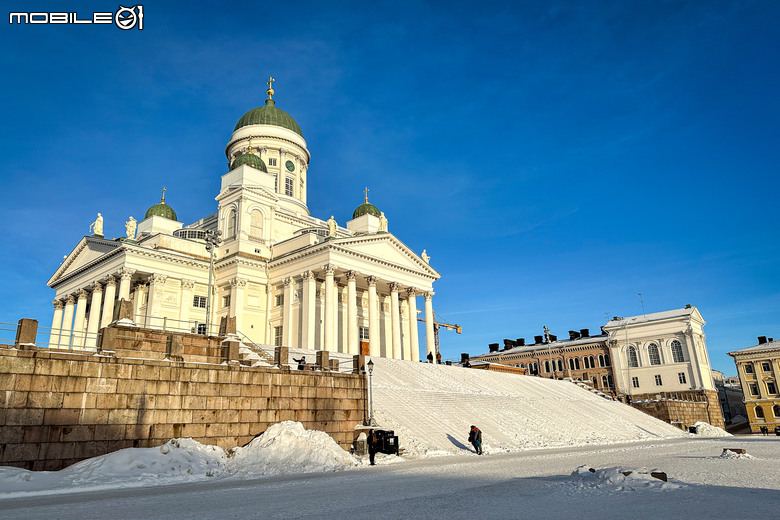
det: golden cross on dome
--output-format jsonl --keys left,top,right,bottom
{"left": 266, "top": 76, "right": 275, "bottom": 99}
{"left": 363, "top": 186, "right": 369, "bottom": 203}
{"left": 161, "top": 187, "right": 166, "bottom": 203}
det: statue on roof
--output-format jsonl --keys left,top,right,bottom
{"left": 89, "top": 213, "right": 104, "bottom": 236}
{"left": 379, "top": 212, "right": 388, "bottom": 232}
{"left": 421, "top": 249, "right": 430, "bottom": 263}
{"left": 327, "top": 215, "right": 337, "bottom": 237}
{"left": 125, "top": 216, "right": 137, "bottom": 240}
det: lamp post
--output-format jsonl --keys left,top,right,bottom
{"left": 367, "top": 359, "right": 376, "bottom": 426}
{"left": 204, "top": 229, "right": 222, "bottom": 336}
{"left": 544, "top": 326, "right": 554, "bottom": 379}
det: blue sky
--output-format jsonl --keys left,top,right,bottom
{"left": 1, "top": 1, "right": 778, "bottom": 374}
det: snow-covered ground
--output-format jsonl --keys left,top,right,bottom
{"left": 1, "top": 356, "right": 777, "bottom": 518}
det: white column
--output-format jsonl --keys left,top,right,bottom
{"left": 73, "top": 289, "right": 89, "bottom": 348}
{"left": 180, "top": 280, "right": 195, "bottom": 331}
{"left": 366, "top": 276, "right": 379, "bottom": 357}
{"left": 407, "top": 288, "right": 420, "bottom": 362}
{"left": 133, "top": 283, "right": 147, "bottom": 325}
{"left": 100, "top": 276, "right": 117, "bottom": 328}
{"left": 50, "top": 300, "right": 64, "bottom": 348}
{"left": 389, "top": 282, "right": 402, "bottom": 360}
{"left": 302, "top": 271, "right": 316, "bottom": 348}
{"left": 117, "top": 267, "right": 135, "bottom": 301}
{"left": 146, "top": 274, "right": 167, "bottom": 328}
{"left": 347, "top": 271, "right": 358, "bottom": 355}
{"left": 323, "top": 265, "right": 335, "bottom": 351}
{"left": 230, "top": 278, "right": 247, "bottom": 333}
{"left": 85, "top": 282, "right": 103, "bottom": 348}
{"left": 282, "top": 277, "right": 293, "bottom": 347}
{"left": 60, "top": 295, "right": 75, "bottom": 348}
{"left": 424, "top": 291, "right": 435, "bottom": 361}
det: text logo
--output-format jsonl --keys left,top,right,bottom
{"left": 9, "top": 5, "right": 144, "bottom": 30}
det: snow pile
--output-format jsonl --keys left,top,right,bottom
{"left": 0, "top": 422, "right": 358, "bottom": 497}
{"left": 571, "top": 465, "right": 683, "bottom": 491}
{"left": 690, "top": 421, "right": 731, "bottom": 437}
{"left": 369, "top": 357, "right": 687, "bottom": 456}
{"left": 720, "top": 450, "right": 755, "bottom": 460}
{"left": 228, "top": 421, "right": 359, "bottom": 476}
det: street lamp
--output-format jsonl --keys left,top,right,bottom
{"left": 544, "top": 326, "right": 554, "bottom": 379}
{"left": 204, "top": 229, "right": 222, "bottom": 336}
{"left": 367, "top": 359, "right": 376, "bottom": 427}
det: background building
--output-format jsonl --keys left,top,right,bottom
{"left": 728, "top": 336, "right": 780, "bottom": 433}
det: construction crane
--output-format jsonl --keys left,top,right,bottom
{"left": 417, "top": 311, "right": 462, "bottom": 357}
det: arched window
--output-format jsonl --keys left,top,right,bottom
{"left": 648, "top": 344, "right": 661, "bottom": 365}
{"left": 755, "top": 406, "right": 765, "bottom": 419}
{"left": 671, "top": 340, "right": 684, "bottom": 362}
{"left": 592, "top": 377, "right": 598, "bottom": 387}
{"left": 544, "top": 360, "right": 550, "bottom": 373}
{"left": 227, "top": 209, "right": 237, "bottom": 238}
{"left": 602, "top": 375, "right": 608, "bottom": 387}
{"left": 575, "top": 358, "right": 581, "bottom": 370}
{"left": 773, "top": 405, "right": 780, "bottom": 418}
{"left": 598, "top": 354, "right": 605, "bottom": 367}
{"left": 628, "top": 346, "right": 639, "bottom": 368}
{"left": 589, "top": 355, "right": 595, "bottom": 368}
{"left": 605, "top": 353, "right": 611, "bottom": 366}
{"left": 569, "top": 358, "right": 575, "bottom": 370}
{"left": 557, "top": 359, "right": 563, "bottom": 372}
{"left": 250, "top": 209, "right": 263, "bottom": 239}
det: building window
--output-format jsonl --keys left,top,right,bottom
{"left": 749, "top": 383, "right": 759, "bottom": 396}
{"left": 544, "top": 360, "right": 551, "bottom": 373}
{"left": 654, "top": 374, "right": 663, "bottom": 386}
{"left": 774, "top": 405, "right": 780, "bottom": 418}
{"left": 275, "top": 294, "right": 283, "bottom": 306}
{"left": 761, "top": 361, "right": 772, "bottom": 372}
{"left": 557, "top": 359, "right": 563, "bottom": 372}
{"left": 569, "top": 358, "right": 575, "bottom": 370}
{"left": 632, "top": 377, "right": 639, "bottom": 389}
{"left": 359, "top": 327, "right": 369, "bottom": 340}
{"left": 274, "top": 326, "right": 283, "bottom": 346}
{"left": 250, "top": 209, "right": 264, "bottom": 239}
{"left": 285, "top": 177, "right": 294, "bottom": 196}
{"left": 268, "top": 158, "right": 277, "bottom": 166}
{"left": 628, "top": 346, "right": 639, "bottom": 368}
{"left": 196, "top": 323, "right": 207, "bottom": 335}
{"left": 602, "top": 375, "right": 609, "bottom": 387}
{"left": 671, "top": 340, "right": 684, "bottom": 362}
{"left": 223, "top": 295, "right": 231, "bottom": 308}
{"left": 744, "top": 364, "right": 754, "bottom": 374}
{"left": 648, "top": 344, "right": 661, "bottom": 365}
{"left": 226, "top": 209, "right": 237, "bottom": 238}
{"left": 755, "top": 406, "right": 765, "bottom": 419}
{"left": 767, "top": 382, "right": 778, "bottom": 395}
{"left": 605, "top": 354, "right": 611, "bottom": 366}
{"left": 193, "top": 295, "right": 206, "bottom": 308}
{"left": 678, "top": 372, "right": 687, "bottom": 384}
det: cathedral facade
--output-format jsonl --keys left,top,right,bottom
{"left": 46, "top": 81, "right": 440, "bottom": 361}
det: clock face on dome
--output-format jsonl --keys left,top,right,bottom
{"left": 285, "top": 160, "right": 295, "bottom": 172}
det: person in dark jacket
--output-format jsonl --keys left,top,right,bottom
{"left": 292, "top": 356, "right": 306, "bottom": 370}
{"left": 427, "top": 352, "right": 433, "bottom": 363}
{"left": 468, "top": 425, "right": 483, "bottom": 455}
{"left": 367, "top": 429, "right": 378, "bottom": 465}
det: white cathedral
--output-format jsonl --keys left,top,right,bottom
{"left": 46, "top": 80, "right": 440, "bottom": 361}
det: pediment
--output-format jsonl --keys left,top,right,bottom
{"left": 331, "top": 235, "right": 439, "bottom": 277}
{"left": 48, "top": 237, "right": 121, "bottom": 287}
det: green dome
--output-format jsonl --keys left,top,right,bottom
{"left": 230, "top": 152, "right": 268, "bottom": 172}
{"left": 145, "top": 201, "right": 177, "bottom": 221}
{"left": 352, "top": 202, "right": 381, "bottom": 219}
{"left": 234, "top": 99, "right": 303, "bottom": 137}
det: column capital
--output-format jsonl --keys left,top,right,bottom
{"left": 323, "top": 263, "right": 337, "bottom": 275}
{"left": 424, "top": 291, "right": 435, "bottom": 300}
{"left": 53, "top": 300, "right": 64, "bottom": 310}
{"left": 389, "top": 282, "right": 401, "bottom": 293}
{"left": 181, "top": 279, "right": 196, "bottom": 290}
{"left": 230, "top": 277, "right": 248, "bottom": 287}
{"left": 118, "top": 267, "right": 136, "bottom": 280}
{"left": 65, "top": 295, "right": 76, "bottom": 305}
{"left": 346, "top": 270, "right": 358, "bottom": 282}
{"left": 283, "top": 277, "right": 292, "bottom": 287}
{"left": 90, "top": 281, "right": 103, "bottom": 293}
{"left": 149, "top": 274, "right": 167, "bottom": 285}
{"left": 76, "top": 289, "right": 89, "bottom": 300}
{"left": 104, "top": 275, "right": 116, "bottom": 287}
{"left": 366, "top": 276, "right": 378, "bottom": 287}
{"left": 406, "top": 287, "right": 418, "bottom": 298}
{"left": 302, "top": 270, "right": 316, "bottom": 281}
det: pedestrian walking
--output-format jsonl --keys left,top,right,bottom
{"left": 468, "top": 425, "right": 483, "bottom": 455}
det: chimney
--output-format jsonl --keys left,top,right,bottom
{"left": 770, "top": 338, "right": 775, "bottom": 342}
{"left": 460, "top": 353, "right": 470, "bottom": 363}
{"left": 568, "top": 330, "right": 580, "bottom": 340}
{"left": 517, "top": 338, "right": 525, "bottom": 346}
{"left": 488, "top": 343, "right": 500, "bottom": 352}
{"left": 580, "top": 328, "right": 589, "bottom": 338}
{"left": 534, "top": 335, "right": 543, "bottom": 345}
{"left": 549, "top": 334, "right": 557, "bottom": 342}
{"left": 503, "top": 339, "right": 516, "bottom": 350}
{"left": 758, "top": 336, "right": 768, "bottom": 345}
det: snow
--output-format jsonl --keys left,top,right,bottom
{"left": 690, "top": 421, "right": 731, "bottom": 437}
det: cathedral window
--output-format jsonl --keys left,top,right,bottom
{"left": 193, "top": 295, "right": 206, "bottom": 308}
{"left": 250, "top": 210, "right": 264, "bottom": 240}
{"left": 268, "top": 158, "right": 277, "bottom": 166}
{"left": 671, "top": 340, "right": 685, "bottom": 362}
{"left": 648, "top": 344, "right": 661, "bottom": 365}
{"left": 285, "top": 177, "right": 294, "bottom": 196}
{"left": 678, "top": 372, "right": 687, "bottom": 384}
{"left": 632, "top": 376, "right": 639, "bottom": 388}
{"left": 359, "top": 327, "right": 369, "bottom": 340}
{"left": 275, "top": 294, "right": 283, "bottom": 306}
{"left": 628, "top": 346, "right": 639, "bottom": 368}
{"left": 654, "top": 374, "right": 663, "bottom": 386}
{"left": 227, "top": 209, "right": 237, "bottom": 238}
{"left": 274, "top": 326, "right": 283, "bottom": 347}
{"left": 223, "top": 295, "right": 231, "bottom": 308}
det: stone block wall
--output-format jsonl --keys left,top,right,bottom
{"left": 630, "top": 390, "right": 725, "bottom": 430}
{"left": 0, "top": 345, "right": 367, "bottom": 471}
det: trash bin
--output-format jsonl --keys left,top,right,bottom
{"left": 352, "top": 432, "right": 367, "bottom": 456}
{"left": 375, "top": 429, "right": 400, "bottom": 455}
{"left": 688, "top": 426, "right": 698, "bottom": 434}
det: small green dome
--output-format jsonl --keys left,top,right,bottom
{"left": 234, "top": 99, "right": 303, "bottom": 137}
{"left": 145, "top": 201, "right": 177, "bottom": 221}
{"left": 230, "top": 152, "right": 268, "bottom": 172}
{"left": 352, "top": 202, "right": 381, "bottom": 219}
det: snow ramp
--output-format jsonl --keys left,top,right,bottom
{"left": 369, "top": 357, "right": 687, "bottom": 456}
